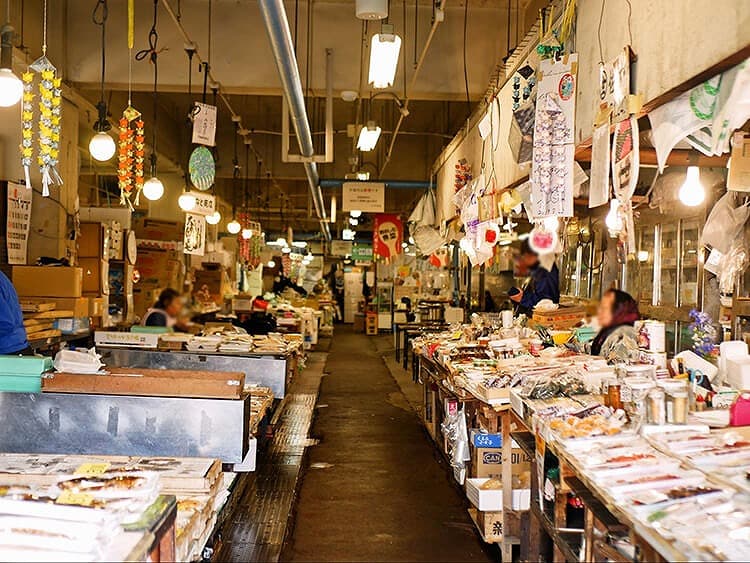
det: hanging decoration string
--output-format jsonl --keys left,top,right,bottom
{"left": 118, "top": 0, "right": 144, "bottom": 208}
{"left": 21, "top": 0, "right": 62, "bottom": 196}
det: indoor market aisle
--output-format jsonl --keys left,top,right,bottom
{"left": 281, "top": 327, "right": 494, "bottom": 562}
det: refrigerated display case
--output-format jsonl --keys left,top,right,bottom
{"left": 376, "top": 282, "right": 393, "bottom": 330}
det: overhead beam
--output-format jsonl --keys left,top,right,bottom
{"left": 574, "top": 147, "right": 729, "bottom": 168}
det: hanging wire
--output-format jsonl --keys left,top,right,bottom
{"left": 463, "top": 0, "right": 470, "bottom": 117}
{"left": 92, "top": 0, "right": 108, "bottom": 106}
{"left": 136, "top": 0, "right": 160, "bottom": 174}
{"left": 596, "top": 0, "right": 606, "bottom": 63}
{"left": 41, "top": 0, "right": 47, "bottom": 54}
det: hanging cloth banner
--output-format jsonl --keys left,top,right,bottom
{"left": 589, "top": 120, "right": 611, "bottom": 208}
{"left": 183, "top": 213, "right": 206, "bottom": 256}
{"left": 373, "top": 214, "right": 403, "bottom": 260}
{"left": 6, "top": 182, "right": 32, "bottom": 265}
{"left": 531, "top": 54, "right": 578, "bottom": 219}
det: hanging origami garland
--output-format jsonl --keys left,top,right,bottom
{"left": 117, "top": 0, "right": 145, "bottom": 208}
{"left": 117, "top": 111, "right": 145, "bottom": 208}
{"left": 20, "top": 0, "right": 62, "bottom": 196}
{"left": 21, "top": 64, "right": 62, "bottom": 195}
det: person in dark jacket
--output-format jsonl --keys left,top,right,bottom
{"left": 0, "top": 270, "right": 29, "bottom": 354}
{"left": 510, "top": 239, "right": 560, "bottom": 316}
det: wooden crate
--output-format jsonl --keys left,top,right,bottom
{"left": 532, "top": 306, "right": 585, "bottom": 329}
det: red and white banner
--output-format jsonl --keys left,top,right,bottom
{"left": 373, "top": 214, "right": 403, "bottom": 260}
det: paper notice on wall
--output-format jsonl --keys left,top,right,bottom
{"left": 589, "top": 121, "right": 611, "bottom": 208}
{"left": 6, "top": 182, "right": 32, "bottom": 264}
{"left": 183, "top": 213, "right": 206, "bottom": 256}
{"left": 531, "top": 54, "right": 578, "bottom": 218}
{"left": 611, "top": 116, "right": 639, "bottom": 202}
{"left": 192, "top": 102, "right": 218, "bottom": 146}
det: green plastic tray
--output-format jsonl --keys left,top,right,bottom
{"left": 0, "top": 355, "right": 52, "bottom": 375}
{"left": 130, "top": 326, "right": 173, "bottom": 334}
{"left": 0, "top": 375, "right": 41, "bottom": 393}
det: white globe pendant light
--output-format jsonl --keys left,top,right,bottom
{"left": 206, "top": 211, "right": 221, "bottom": 225}
{"left": 178, "top": 190, "right": 197, "bottom": 211}
{"left": 227, "top": 219, "right": 241, "bottom": 234}
{"left": 242, "top": 228, "right": 253, "bottom": 240}
{"left": 143, "top": 177, "right": 164, "bottom": 201}
{"left": 89, "top": 131, "right": 116, "bottom": 161}
{"left": 0, "top": 68, "right": 22, "bottom": 107}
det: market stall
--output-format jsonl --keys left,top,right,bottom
{"left": 407, "top": 310, "right": 750, "bottom": 561}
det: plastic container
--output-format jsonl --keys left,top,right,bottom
{"left": 0, "top": 375, "right": 42, "bottom": 393}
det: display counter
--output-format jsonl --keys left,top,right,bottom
{"left": 99, "top": 346, "right": 298, "bottom": 399}
{"left": 0, "top": 391, "right": 251, "bottom": 463}
{"left": 410, "top": 323, "right": 750, "bottom": 562}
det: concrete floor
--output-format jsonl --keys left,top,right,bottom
{"left": 281, "top": 327, "right": 494, "bottom": 562}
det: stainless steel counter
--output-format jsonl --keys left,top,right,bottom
{"left": 99, "top": 347, "right": 295, "bottom": 399}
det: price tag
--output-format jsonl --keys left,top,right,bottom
{"left": 74, "top": 462, "right": 110, "bottom": 476}
{"left": 56, "top": 490, "right": 94, "bottom": 506}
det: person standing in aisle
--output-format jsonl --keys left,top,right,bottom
{"left": 0, "top": 270, "right": 29, "bottom": 355}
{"left": 509, "top": 239, "right": 560, "bottom": 316}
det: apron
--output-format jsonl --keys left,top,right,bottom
{"left": 142, "top": 308, "right": 176, "bottom": 328}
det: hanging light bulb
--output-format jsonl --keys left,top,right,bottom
{"left": 143, "top": 177, "right": 164, "bottom": 201}
{"left": 89, "top": 131, "right": 116, "bottom": 161}
{"left": 281, "top": 246, "right": 291, "bottom": 254}
{"left": 330, "top": 196, "right": 337, "bottom": 223}
{"left": 357, "top": 121, "right": 382, "bottom": 152}
{"left": 0, "top": 24, "right": 23, "bottom": 107}
{"left": 178, "top": 190, "right": 197, "bottom": 211}
{"left": 206, "top": 211, "right": 221, "bottom": 225}
{"left": 267, "top": 260, "right": 276, "bottom": 268}
{"left": 227, "top": 219, "right": 241, "bottom": 234}
{"left": 368, "top": 26, "right": 401, "bottom": 88}
{"left": 273, "top": 237, "right": 288, "bottom": 247}
{"left": 242, "top": 228, "right": 253, "bottom": 239}
{"left": 349, "top": 209, "right": 362, "bottom": 218}
{"left": 0, "top": 68, "right": 21, "bottom": 107}
{"left": 605, "top": 198, "right": 623, "bottom": 232}
{"left": 349, "top": 217, "right": 359, "bottom": 226}
{"left": 678, "top": 166, "right": 705, "bottom": 207}
{"left": 88, "top": 6, "right": 114, "bottom": 161}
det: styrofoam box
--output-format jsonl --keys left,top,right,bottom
{"left": 466, "top": 478, "right": 531, "bottom": 511}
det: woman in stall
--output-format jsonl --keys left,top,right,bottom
{"left": 588, "top": 288, "right": 640, "bottom": 364}
{"left": 141, "top": 288, "right": 191, "bottom": 332}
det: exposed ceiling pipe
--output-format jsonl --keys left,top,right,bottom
{"left": 258, "top": 0, "right": 331, "bottom": 242}
{"left": 379, "top": 0, "right": 447, "bottom": 177}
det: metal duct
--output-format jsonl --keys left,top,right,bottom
{"left": 258, "top": 0, "right": 331, "bottom": 242}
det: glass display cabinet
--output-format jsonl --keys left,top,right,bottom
{"left": 634, "top": 212, "right": 704, "bottom": 355}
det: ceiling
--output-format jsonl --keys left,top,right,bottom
{"left": 7, "top": 0, "right": 544, "bottom": 236}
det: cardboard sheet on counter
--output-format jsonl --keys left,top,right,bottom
{"left": 43, "top": 367, "right": 245, "bottom": 399}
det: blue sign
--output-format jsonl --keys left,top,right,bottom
{"left": 472, "top": 431, "right": 502, "bottom": 449}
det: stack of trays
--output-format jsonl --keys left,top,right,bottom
{"left": 0, "top": 355, "right": 52, "bottom": 393}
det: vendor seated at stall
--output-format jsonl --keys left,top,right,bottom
{"left": 509, "top": 240, "right": 559, "bottom": 316}
{"left": 0, "top": 270, "right": 28, "bottom": 355}
{"left": 142, "top": 288, "right": 191, "bottom": 331}
{"left": 588, "top": 289, "right": 640, "bottom": 363}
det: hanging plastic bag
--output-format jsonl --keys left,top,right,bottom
{"left": 701, "top": 192, "right": 750, "bottom": 253}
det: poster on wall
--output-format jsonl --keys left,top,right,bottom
{"left": 342, "top": 182, "right": 385, "bottom": 213}
{"left": 183, "top": 213, "right": 206, "bottom": 256}
{"left": 373, "top": 214, "right": 403, "bottom": 260}
{"left": 531, "top": 54, "right": 578, "bottom": 219}
{"left": 6, "top": 182, "right": 32, "bottom": 264}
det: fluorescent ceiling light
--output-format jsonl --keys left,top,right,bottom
{"left": 368, "top": 32, "right": 401, "bottom": 88}
{"left": 357, "top": 122, "right": 381, "bottom": 152}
